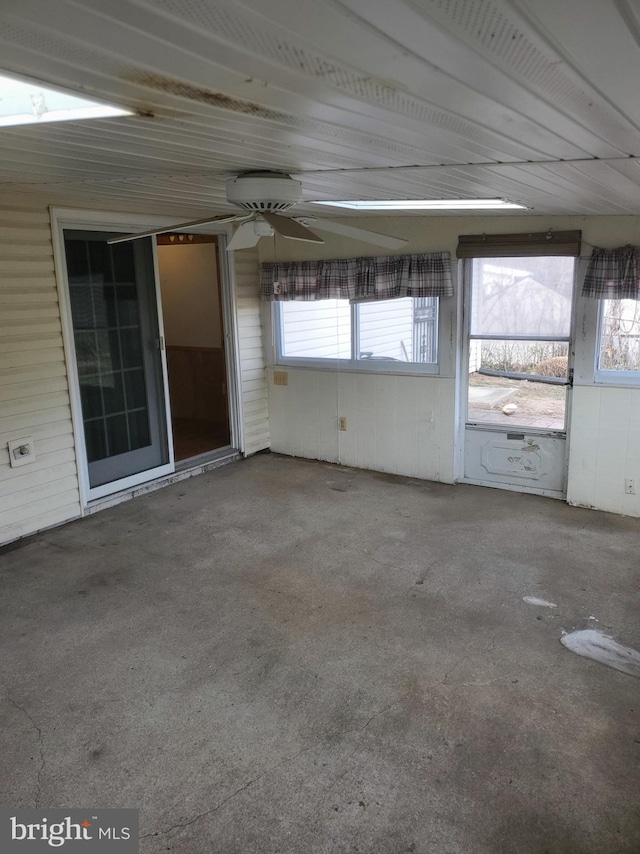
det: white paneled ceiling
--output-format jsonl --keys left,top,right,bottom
{"left": 1, "top": 0, "right": 640, "bottom": 216}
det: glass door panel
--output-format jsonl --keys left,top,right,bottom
{"left": 463, "top": 255, "right": 576, "bottom": 496}
{"left": 468, "top": 339, "right": 569, "bottom": 431}
{"left": 470, "top": 257, "right": 574, "bottom": 337}
{"left": 467, "top": 257, "right": 574, "bottom": 434}
{"left": 64, "top": 231, "right": 169, "bottom": 489}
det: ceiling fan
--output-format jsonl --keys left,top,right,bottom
{"left": 107, "top": 171, "right": 408, "bottom": 251}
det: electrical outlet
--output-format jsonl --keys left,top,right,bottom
{"left": 8, "top": 437, "right": 36, "bottom": 468}
{"left": 625, "top": 478, "right": 636, "bottom": 495}
{"left": 338, "top": 417, "right": 347, "bottom": 431}
{"left": 273, "top": 370, "right": 288, "bottom": 386}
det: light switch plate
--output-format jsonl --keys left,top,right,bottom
{"left": 8, "top": 437, "right": 36, "bottom": 468}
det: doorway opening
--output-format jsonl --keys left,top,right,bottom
{"left": 461, "top": 255, "right": 576, "bottom": 496}
{"left": 157, "top": 234, "right": 231, "bottom": 462}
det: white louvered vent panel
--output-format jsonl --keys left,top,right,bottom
{"left": 0, "top": 19, "right": 135, "bottom": 79}
{"left": 416, "top": 0, "right": 609, "bottom": 124}
{"left": 147, "top": 0, "right": 547, "bottom": 160}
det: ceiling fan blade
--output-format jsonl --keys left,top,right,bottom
{"left": 226, "top": 220, "right": 262, "bottom": 251}
{"left": 301, "top": 218, "right": 408, "bottom": 250}
{"left": 106, "top": 214, "right": 242, "bottom": 245}
{"left": 261, "top": 211, "right": 324, "bottom": 244}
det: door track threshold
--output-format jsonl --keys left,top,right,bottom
{"left": 84, "top": 449, "right": 241, "bottom": 515}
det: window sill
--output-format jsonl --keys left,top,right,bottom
{"left": 273, "top": 359, "right": 440, "bottom": 377}
{"left": 271, "top": 359, "right": 440, "bottom": 377}
{"left": 593, "top": 372, "right": 640, "bottom": 388}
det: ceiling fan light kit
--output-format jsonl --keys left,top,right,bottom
{"left": 224, "top": 217, "right": 274, "bottom": 251}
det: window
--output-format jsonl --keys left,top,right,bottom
{"left": 597, "top": 298, "right": 640, "bottom": 380}
{"left": 276, "top": 297, "right": 439, "bottom": 371}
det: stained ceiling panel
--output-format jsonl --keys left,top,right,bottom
{"left": 0, "top": 0, "right": 639, "bottom": 216}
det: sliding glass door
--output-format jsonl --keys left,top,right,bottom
{"left": 64, "top": 231, "right": 170, "bottom": 491}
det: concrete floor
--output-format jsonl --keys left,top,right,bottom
{"left": 1, "top": 453, "right": 639, "bottom": 853}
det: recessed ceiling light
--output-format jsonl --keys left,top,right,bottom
{"left": 313, "top": 199, "right": 528, "bottom": 211}
{"left": 0, "top": 71, "right": 133, "bottom": 128}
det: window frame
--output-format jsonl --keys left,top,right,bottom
{"left": 272, "top": 297, "right": 441, "bottom": 376}
{"left": 594, "top": 296, "right": 640, "bottom": 386}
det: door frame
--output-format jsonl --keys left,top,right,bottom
{"left": 51, "top": 207, "right": 243, "bottom": 507}
{"left": 455, "top": 256, "right": 578, "bottom": 498}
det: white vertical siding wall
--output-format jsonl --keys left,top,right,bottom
{"left": 233, "top": 248, "right": 270, "bottom": 455}
{"left": 0, "top": 202, "right": 81, "bottom": 544}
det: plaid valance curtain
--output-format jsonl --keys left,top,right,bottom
{"left": 260, "top": 252, "right": 453, "bottom": 301}
{"left": 582, "top": 245, "right": 640, "bottom": 299}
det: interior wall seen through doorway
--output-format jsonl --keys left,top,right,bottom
{"left": 157, "top": 242, "right": 222, "bottom": 348}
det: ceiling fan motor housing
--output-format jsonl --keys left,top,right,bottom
{"left": 226, "top": 172, "right": 304, "bottom": 212}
